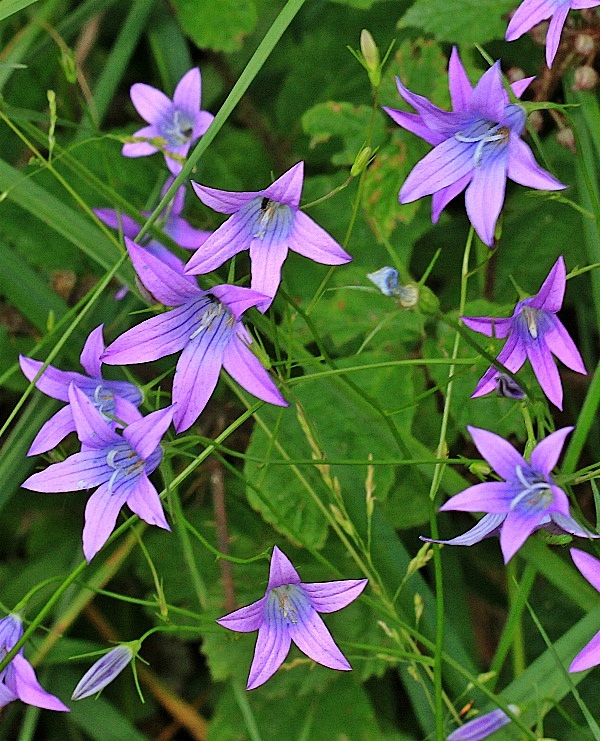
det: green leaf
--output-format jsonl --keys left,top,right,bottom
{"left": 399, "top": 0, "right": 516, "bottom": 44}
{"left": 0, "top": 0, "right": 39, "bottom": 22}
{"left": 172, "top": 0, "right": 258, "bottom": 53}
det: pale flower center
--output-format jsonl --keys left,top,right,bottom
{"left": 521, "top": 306, "right": 540, "bottom": 339}
{"left": 106, "top": 443, "right": 145, "bottom": 494}
{"left": 93, "top": 384, "right": 116, "bottom": 420}
{"left": 455, "top": 121, "right": 510, "bottom": 167}
{"left": 189, "top": 300, "right": 234, "bottom": 341}
{"left": 239, "top": 197, "right": 295, "bottom": 242}
{"left": 511, "top": 465, "right": 553, "bottom": 512}
{"left": 161, "top": 109, "right": 194, "bottom": 147}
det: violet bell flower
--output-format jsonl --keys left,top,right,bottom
{"left": 422, "top": 425, "right": 598, "bottom": 563}
{"left": 185, "top": 162, "right": 352, "bottom": 311}
{"left": 447, "top": 705, "right": 519, "bottom": 740}
{"left": 22, "top": 385, "right": 174, "bottom": 562}
{"left": 122, "top": 68, "right": 214, "bottom": 175}
{"left": 20, "top": 324, "right": 142, "bottom": 456}
{"left": 102, "top": 237, "right": 287, "bottom": 432}
{"left": 383, "top": 47, "right": 566, "bottom": 246}
{"left": 72, "top": 644, "right": 136, "bottom": 700}
{"left": 463, "top": 256, "right": 586, "bottom": 410}
{"left": 0, "top": 613, "right": 69, "bottom": 711}
{"left": 569, "top": 548, "right": 600, "bottom": 672}
{"left": 216, "top": 546, "right": 367, "bottom": 690}
{"left": 506, "top": 0, "right": 600, "bottom": 68}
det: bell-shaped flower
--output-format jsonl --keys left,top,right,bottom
{"left": 447, "top": 705, "right": 519, "bottom": 740}
{"left": 383, "top": 47, "right": 566, "bottom": 246}
{"left": 569, "top": 548, "right": 600, "bottom": 672}
{"left": 122, "top": 68, "right": 214, "bottom": 175}
{"left": 22, "top": 385, "right": 174, "bottom": 562}
{"left": 20, "top": 324, "right": 143, "bottom": 456}
{"left": 72, "top": 644, "right": 136, "bottom": 700}
{"left": 423, "top": 426, "right": 598, "bottom": 563}
{"left": 463, "top": 256, "right": 586, "bottom": 410}
{"left": 217, "top": 546, "right": 367, "bottom": 690}
{"left": 185, "top": 162, "right": 352, "bottom": 311}
{"left": 0, "top": 613, "right": 69, "bottom": 712}
{"left": 506, "top": 0, "right": 600, "bottom": 68}
{"left": 102, "top": 238, "right": 287, "bottom": 432}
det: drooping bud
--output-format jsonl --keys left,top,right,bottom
{"left": 468, "top": 461, "right": 492, "bottom": 479}
{"left": 72, "top": 644, "right": 136, "bottom": 701}
{"left": 573, "top": 65, "right": 599, "bottom": 91}
{"left": 360, "top": 30, "right": 381, "bottom": 87}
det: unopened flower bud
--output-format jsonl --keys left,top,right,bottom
{"left": 360, "top": 30, "right": 380, "bottom": 87}
{"left": 573, "top": 65, "right": 599, "bottom": 91}
{"left": 495, "top": 373, "right": 526, "bottom": 401}
{"left": 72, "top": 644, "right": 135, "bottom": 701}
{"left": 351, "top": 146, "right": 373, "bottom": 177}
{"left": 556, "top": 126, "right": 576, "bottom": 154}
{"left": 469, "top": 461, "right": 492, "bottom": 479}
{"left": 528, "top": 110, "right": 544, "bottom": 133}
{"left": 448, "top": 705, "right": 520, "bottom": 741}
{"left": 575, "top": 33, "right": 596, "bottom": 56}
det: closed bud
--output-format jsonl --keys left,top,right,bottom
{"left": 469, "top": 461, "right": 491, "bottom": 479}
{"left": 72, "top": 644, "right": 136, "bottom": 701}
{"left": 575, "top": 33, "right": 595, "bottom": 56}
{"left": 573, "top": 65, "right": 599, "bottom": 91}
{"left": 360, "top": 30, "right": 380, "bottom": 86}
{"left": 351, "top": 145, "right": 373, "bottom": 177}
{"left": 495, "top": 373, "right": 526, "bottom": 401}
{"left": 448, "top": 705, "right": 520, "bottom": 740}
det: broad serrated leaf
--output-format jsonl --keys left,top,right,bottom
{"left": 399, "top": 0, "right": 516, "bottom": 44}
{"left": 172, "top": 0, "right": 258, "bottom": 53}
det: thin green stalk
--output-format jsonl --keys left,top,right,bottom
{"left": 507, "top": 559, "right": 526, "bottom": 679}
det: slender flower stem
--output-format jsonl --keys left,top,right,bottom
{"left": 507, "top": 559, "right": 526, "bottom": 679}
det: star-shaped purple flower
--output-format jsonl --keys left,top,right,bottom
{"left": 383, "top": 48, "right": 566, "bottom": 246}
{"left": 506, "top": 0, "right": 600, "bottom": 68}
{"left": 20, "top": 325, "right": 143, "bottom": 456}
{"left": 0, "top": 613, "right": 69, "bottom": 712}
{"left": 22, "top": 385, "right": 173, "bottom": 562}
{"left": 101, "top": 238, "right": 287, "bottom": 432}
{"left": 424, "top": 425, "right": 597, "bottom": 563}
{"left": 569, "top": 548, "right": 600, "bottom": 672}
{"left": 463, "top": 256, "right": 586, "bottom": 410}
{"left": 216, "top": 546, "right": 367, "bottom": 690}
{"left": 121, "top": 68, "right": 214, "bottom": 175}
{"left": 185, "top": 161, "right": 352, "bottom": 311}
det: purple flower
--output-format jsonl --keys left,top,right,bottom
{"left": 121, "top": 68, "right": 214, "bottom": 175}
{"left": 383, "top": 48, "right": 566, "bottom": 246}
{"left": 216, "top": 546, "right": 367, "bottom": 690}
{"left": 101, "top": 238, "right": 287, "bottom": 432}
{"left": 425, "top": 425, "right": 598, "bottom": 563}
{"left": 463, "top": 256, "right": 586, "bottom": 410}
{"left": 569, "top": 548, "right": 600, "bottom": 672}
{"left": 185, "top": 162, "right": 352, "bottom": 311}
{"left": 72, "top": 644, "right": 135, "bottom": 700}
{"left": 506, "top": 0, "right": 600, "bottom": 68}
{"left": 447, "top": 705, "right": 519, "bottom": 740}
{"left": 20, "top": 325, "right": 143, "bottom": 456}
{"left": 22, "top": 385, "right": 173, "bottom": 562}
{"left": 0, "top": 613, "right": 69, "bottom": 712}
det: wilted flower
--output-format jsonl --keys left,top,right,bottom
{"left": 216, "top": 546, "right": 367, "bottom": 690}
{"left": 367, "top": 266, "right": 419, "bottom": 306}
{"left": 495, "top": 373, "right": 526, "bottom": 400}
{"left": 20, "top": 325, "right": 142, "bottom": 455}
{"left": 102, "top": 238, "right": 287, "bottom": 432}
{"left": 506, "top": 0, "right": 600, "bottom": 68}
{"left": 185, "top": 162, "right": 352, "bottom": 311}
{"left": 570, "top": 548, "right": 600, "bottom": 672}
{"left": 383, "top": 48, "right": 565, "bottom": 246}
{"left": 22, "top": 385, "right": 173, "bottom": 562}
{"left": 423, "top": 426, "right": 598, "bottom": 563}
{"left": 463, "top": 256, "right": 586, "bottom": 409}
{"left": 72, "top": 644, "right": 135, "bottom": 700}
{"left": 447, "top": 704, "right": 519, "bottom": 740}
{"left": 0, "top": 613, "right": 69, "bottom": 711}
{"left": 122, "top": 68, "right": 214, "bottom": 175}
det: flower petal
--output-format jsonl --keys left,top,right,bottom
{"left": 546, "top": 2, "right": 570, "bottom": 67}
{"left": 27, "top": 406, "right": 76, "bottom": 456}
{"left": 172, "top": 68, "right": 200, "bottom": 117}
{"left": 122, "top": 125, "right": 160, "bottom": 157}
{"left": 191, "top": 181, "right": 258, "bottom": 214}
{"left": 505, "top": 0, "right": 554, "bottom": 41}
{"left": 10, "top": 654, "right": 69, "bottom": 711}
{"left": 248, "top": 238, "right": 289, "bottom": 310}
{"left": 467, "top": 426, "right": 528, "bottom": 480}
{"left": 22, "top": 450, "right": 109, "bottom": 492}
{"left": 289, "top": 609, "right": 351, "bottom": 671}
{"left": 431, "top": 174, "right": 471, "bottom": 223}
{"left": 288, "top": 211, "right": 351, "bottom": 265}
{"left": 393, "top": 77, "right": 462, "bottom": 136}
{"left": 19, "top": 355, "right": 86, "bottom": 402}
{"left": 572, "top": 548, "right": 600, "bottom": 593}
{"left": 400, "top": 138, "right": 474, "bottom": 203}
{"left": 68, "top": 385, "right": 121, "bottom": 449}
{"left": 301, "top": 579, "right": 367, "bottom": 613}
{"left": 184, "top": 211, "right": 250, "bottom": 274}
{"left": 507, "top": 137, "right": 566, "bottom": 192}
{"left": 382, "top": 107, "right": 445, "bottom": 147}
{"left": 246, "top": 621, "right": 291, "bottom": 690}
{"left": 448, "top": 47, "right": 473, "bottom": 112}
{"left": 550, "top": 512, "right": 599, "bottom": 538}
{"left": 569, "top": 629, "right": 600, "bottom": 672}
{"left": 527, "top": 337, "right": 563, "bottom": 408}
{"left": 123, "top": 406, "right": 173, "bottom": 460}
{"left": 94, "top": 209, "right": 142, "bottom": 238}
{"left": 544, "top": 317, "right": 586, "bottom": 373}
{"left": 210, "top": 285, "right": 268, "bottom": 320}
{"left": 222, "top": 335, "right": 288, "bottom": 406}
{"left": 531, "top": 256, "right": 566, "bottom": 312}
{"left": 72, "top": 645, "right": 134, "bottom": 701}
{"left": 82, "top": 483, "right": 129, "bottom": 561}
{"left": 422, "top": 513, "right": 507, "bottom": 546}
{"left": 447, "top": 706, "right": 514, "bottom": 740}
{"left": 471, "top": 332, "right": 527, "bottom": 398}
{"left": 461, "top": 315, "right": 512, "bottom": 338}
{"left": 500, "top": 510, "right": 539, "bottom": 562}
{"left": 510, "top": 76, "right": 535, "bottom": 99}
{"left": 469, "top": 61, "right": 507, "bottom": 121}
{"left": 267, "top": 546, "right": 302, "bottom": 589}
{"left": 126, "top": 472, "right": 169, "bottom": 530}
{"left": 130, "top": 83, "right": 172, "bottom": 124}
{"left": 261, "top": 162, "right": 304, "bottom": 209}
{"left": 464, "top": 147, "right": 507, "bottom": 246}
{"left": 79, "top": 325, "right": 105, "bottom": 377}
{"left": 440, "top": 481, "right": 515, "bottom": 513}
{"left": 217, "top": 597, "right": 267, "bottom": 633}
{"left": 164, "top": 215, "right": 211, "bottom": 250}
{"left": 529, "top": 426, "right": 573, "bottom": 475}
